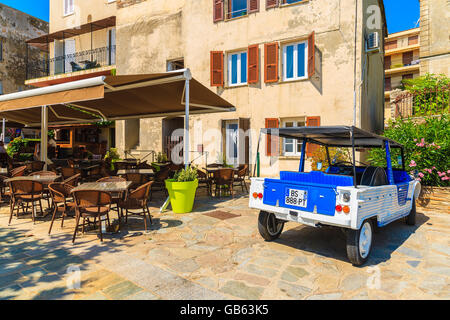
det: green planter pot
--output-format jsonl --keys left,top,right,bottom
{"left": 165, "top": 179, "right": 199, "bottom": 214}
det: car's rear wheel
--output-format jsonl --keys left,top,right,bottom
{"left": 406, "top": 200, "right": 416, "bottom": 226}
{"left": 258, "top": 211, "right": 284, "bottom": 241}
{"left": 346, "top": 220, "right": 373, "bottom": 266}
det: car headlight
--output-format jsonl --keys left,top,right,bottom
{"left": 342, "top": 192, "right": 351, "bottom": 203}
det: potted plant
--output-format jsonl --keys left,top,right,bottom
{"left": 165, "top": 166, "right": 199, "bottom": 214}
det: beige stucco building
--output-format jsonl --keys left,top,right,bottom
{"left": 419, "top": 0, "right": 450, "bottom": 76}
{"left": 383, "top": 28, "right": 420, "bottom": 120}
{"left": 26, "top": 0, "right": 387, "bottom": 174}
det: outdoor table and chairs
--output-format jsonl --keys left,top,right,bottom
{"left": 48, "top": 183, "right": 75, "bottom": 235}
{"left": 71, "top": 180, "right": 132, "bottom": 243}
{"left": 97, "top": 176, "right": 127, "bottom": 212}
{"left": 211, "top": 168, "right": 236, "bottom": 198}
{"left": 117, "top": 169, "right": 155, "bottom": 177}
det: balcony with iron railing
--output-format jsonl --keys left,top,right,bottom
{"left": 26, "top": 45, "right": 116, "bottom": 81}
{"left": 24, "top": 16, "right": 116, "bottom": 87}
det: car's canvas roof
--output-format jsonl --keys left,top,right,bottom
{"left": 261, "top": 126, "right": 403, "bottom": 148}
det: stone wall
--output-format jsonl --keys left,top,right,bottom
{"left": 0, "top": 4, "right": 48, "bottom": 94}
{"left": 417, "top": 186, "right": 450, "bottom": 212}
{"left": 419, "top": 0, "right": 450, "bottom": 76}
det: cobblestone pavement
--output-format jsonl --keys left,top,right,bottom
{"left": 0, "top": 189, "right": 449, "bottom": 300}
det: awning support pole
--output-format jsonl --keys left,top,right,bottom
{"left": 184, "top": 74, "right": 191, "bottom": 169}
{"left": 41, "top": 106, "right": 48, "bottom": 170}
{"left": 2, "top": 119, "right": 5, "bottom": 142}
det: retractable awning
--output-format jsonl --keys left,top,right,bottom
{"left": 0, "top": 70, "right": 235, "bottom": 126}
{"left": 0, "top": 69, "right": 235, "bottom": 169}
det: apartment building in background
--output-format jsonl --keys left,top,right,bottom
{"left": 384, "top": 28, "right": 420, "bottom": 119}
{"left": 26, "top": 0, "right": 387, "bottom": 174}
{"left": 0, "top": 3, "right": 48, "bottom": 95}
{"left": 419, "top": 0, "right": 450, "bottom": 76}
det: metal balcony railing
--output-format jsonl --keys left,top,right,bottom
{"left": 26, "top": 45, "right": 116, "bottom": 80}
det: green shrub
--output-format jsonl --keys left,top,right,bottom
{"left": 402, "top": 74, "right": 449, "bottom": 116}
{"left": 173, "top": 166, "right": 198, "bottom": 182}
{"left": 156, "top": 152, "right": 168, "bottom": 163}
{"left": 368, "top": 115, "right": 450, "bottom": 186}
{"left": 311, "top": 146, "right": 351, "bottom": 172}
{"left": 6, "top": 137, "right": 24, "bottom": 157}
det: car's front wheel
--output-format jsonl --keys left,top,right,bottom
{"left": 346, "top": 220, "right": 373, "bottom": 266}
{"left": 258, "top": 211, "right": 284, "bottom": 241}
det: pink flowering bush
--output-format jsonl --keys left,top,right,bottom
{"left": 368, "top": 115, "right": 449, "bottom": 186}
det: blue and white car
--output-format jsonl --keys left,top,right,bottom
{"left": 249, "top": 126, "right": 421, "bottom": 266}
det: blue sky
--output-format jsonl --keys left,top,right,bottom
{"left": 0, "top": 0, "right": 420, "bottom": 34}
{"left": 0, "top": 0, "right": 49, "bottom": 21}
{"left": 383, "top": 0, "right": 420, "bottom": 34}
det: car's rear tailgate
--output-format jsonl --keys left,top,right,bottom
{"left": 262, "top": 171, "right": 353, "bottom": 216}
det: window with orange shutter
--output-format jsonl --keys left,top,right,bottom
{"left": 266, "top": 0, "right": 278, "bottom": 9}
{"left": 248, "top": 0, "right": 260, "bottom": 13}
{"left": 265, "top": 118, "right": 279, "bottom": 156}
{"left": 265, "top": 43, "right": 279, "bottom": 83}
{"left": 210, "top": 51, "right": 224, "bottom": 87}
{"left": 306, "top": 116, "right": 320, "bottom": 157}
{"left": 247, "top": 45, "right": 259, "bottom": 84}
{"left": 307, "top": 31, "right": 315, "bottom": 78}
{"left": 213, "top": 0, "right": 224, "bottom": 22}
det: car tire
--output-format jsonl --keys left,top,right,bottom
{"left": 406, "top": 199, "right": 416, "bottom": 226}
{"left": 346, "top": 220, "right": 373, "bottom": 266}
{"left": 258, "top": 211, "right": 284, "bottom": 241}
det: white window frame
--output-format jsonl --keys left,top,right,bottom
{"left": 64, "top": 0, "right": 75, "bottom": 17}
{"left": 282, "top": 119, "right": 305, "bottom": 156}
{"left": 282, "top": 40, "right": 308, "bottom": 82}
{"left": 227, "top": 51, "right": 247, "bottom": 87}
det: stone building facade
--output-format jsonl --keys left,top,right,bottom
{"left": 419, "top": 0, "right": 450, "bottom": 76}
{"left": 0, "top": 3, "right": 48, "bottom": 95}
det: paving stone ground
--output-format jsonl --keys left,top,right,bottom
{"left": 0, "top": 188, "right": 449, "bottom": 300}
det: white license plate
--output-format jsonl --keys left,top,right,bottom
{"left": 285, "top": 189, "right": 308, "bottom": 208}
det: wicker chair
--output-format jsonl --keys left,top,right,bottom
{"left": 72, "top": 190, "right": 112, "bottom": 243}
{"left": 212, "top": 168, "right": 235, "bottom": 198}
{"left": 0, "top": 166, "right": 27, "bottom": 200}
{"left": 118, "top": 181, "right": 153, "bottom": 232}
{"left": 234, "top": 164, "right": 249, "bottom": 192}
{"left": 197, "top": 169, "right": 212, "bottom": 196}
{"left": 48, "top": 183, "right": 75, "bottom": 234}
{"left": 63, "top": 173, "right": 81, "bottom": 187}
{"left": 60, "top": 167, "right": 82, "bottom": 180}
{"left": 151, "top": 167, "right": 170, "bottom": 198}
{"left": 8, "top": 180, "right": 44, "bottom": 225}
{"left": 26, "top": 161, "right": 46, "bottom": 174}
{"left": 123, "top": 173, "right": 149, "bottom": 190}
